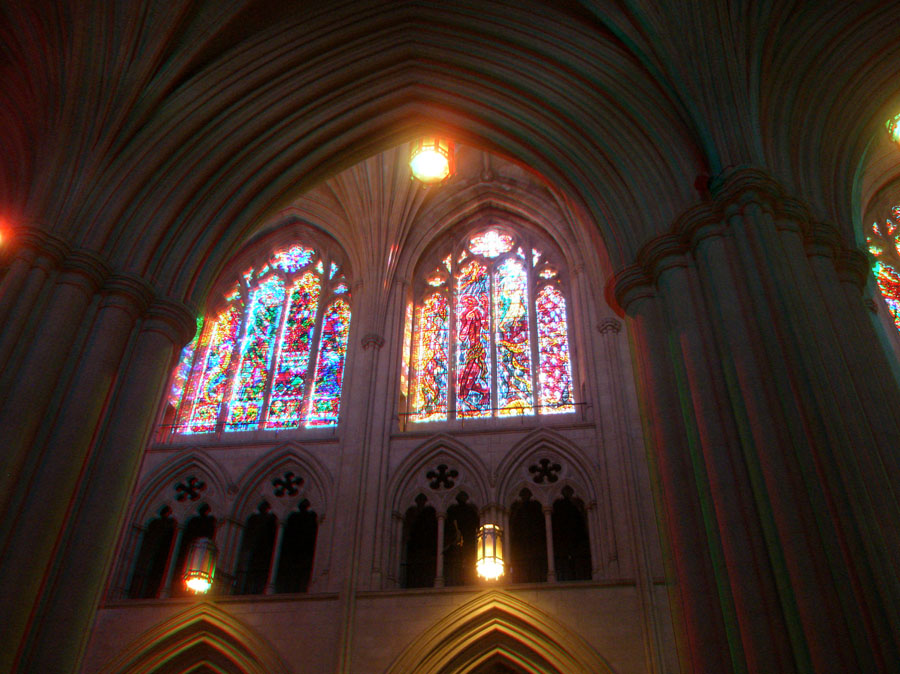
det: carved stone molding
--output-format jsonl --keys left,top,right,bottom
{"left": 607, "top": 168, "right": 860, "bottom": 314}
{"left": 804, "top": 222, "right": 842, "bottom": 259}
{"left": 361, "top": 332, "right": 385, "bottom": 349}
{"left": 835, "top": 248, "right": 869, "bottom": 290}
{"left": 99, "top": 274, "right": 155, "bottom": 319}
{"left": 597, "top": 318, "right": 622, "bottom": 335}
{"left": 11, "top": 225, "right": 70, "bottom": 265}
{"left": 57, "top": 249, "right": 110, "bottom": 293}
{"left": 143, "top": 297, "right": 198, "bottom": 346}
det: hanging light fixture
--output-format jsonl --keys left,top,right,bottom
{"left": 475, "top": 524, "right": 504, "bottom": 580}
{"left": 183, "top": 537, "right": 217, "bottom": 594}
{"left": 410, "top": 137, "right": 454, "bottom": 184}
{"left": 887, "top": 113, "right": 900, "bottom": 144}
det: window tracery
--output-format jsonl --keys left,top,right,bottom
{"left": 404, "top": 227, "right": 575, "bottom": 422}
{"left": 868, "top": 206, "right": 900, "bottom": 330}
{"left": 169, "top": 242, "right": 351, "bottom": 433}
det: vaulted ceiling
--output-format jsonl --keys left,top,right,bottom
{"left": 2, "top": 1, "right": 900, "bottom": 305}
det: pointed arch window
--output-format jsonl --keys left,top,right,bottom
{"left": 404, "top": 227, "right": 575, "bottom": 422}
{"left": 169, "top": 243, "right": 352, "bottom": 433}
{"left": 868, "top": 205, "right": 900, "bottom": 331}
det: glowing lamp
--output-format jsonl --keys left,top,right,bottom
{"left": 183, "top": 537, "right": 217, "bottom": 594}
{"left": 887, "top": 113, "right": 900, "bottom": 144}
{"left": 410, "top": 137, "right": 454, "bottom": 184}
{"left": 475, "top": 524, "right": 504, "bottom": 580}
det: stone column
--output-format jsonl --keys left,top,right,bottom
{"left": 543, "top": 505, "right": 556, "bottom": 582}
{"left": 612, "top": 168, "right": 900, "bottom": 673}
{"left": 0, "top": 228, "right": 68, "bottom": 376}
{"left": 11, "top": 296, "right": 193, "bottom": 673}
{"left": 0, "top": 250, "right": 108, "bottom": 531}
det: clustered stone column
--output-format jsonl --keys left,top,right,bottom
{"left": 0, "top": 227, "right": 195, "bottom": 673}
{"left": 611, "top": 169, "right": 900, "bottom": 673}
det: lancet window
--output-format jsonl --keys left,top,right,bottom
{"left": 403, "top": 227, "right": 575, "bottom": 422}
{"left": 868, "top": 205, "right": 900, "bottom": 331}
{"left": 169, "top": 243, "right": 352, "bottom": 433}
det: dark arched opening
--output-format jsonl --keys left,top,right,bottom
{"left": 443, "top": 492, "right": 479, "bottom": 587}
{"left": 509, "top": 488, "right": 547, "bottom": 583}
{"left": 551, "top": 486, "right": 591, "bottom": 581}
{"left": 234, "top": 501, "right": 277, "bottom": 595}
{"left": 128, "top": 506, "right": 175, "bottom": 598}
{"left": 275, "top": 499, "right": 318, "bottom": 593}
{"left": 401, "top": 493, "right": 437, "bottom": 588}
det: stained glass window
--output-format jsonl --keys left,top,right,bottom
{"left": 407, "top": 228, "right": 574, "bottom": 422}
{"left": 171, "top": 242, "right": 351, "bottom": 433}
{"left": 868, "top": 206, "right": 900, "bottom": 330}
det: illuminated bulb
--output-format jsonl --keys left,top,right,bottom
{"left": 410, "top": 137, "right": 453, "bottom": 184}
{"left": 476, "top": 524, "right": 504, "bottom": 580}
{"left": 476, "top": 557, "right": 505, "bottom": 581}
{"left": 887, "top": 113, "right": 900, "bottom": 144}
{"left": 183, "top": 537, "right": 217, "bottom": 594}
{"left": 185, "top": 577, "right": 211, "bottom": 593}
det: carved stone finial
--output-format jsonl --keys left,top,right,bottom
{"left": 597, "top": 318, "right": 622, "bottom": 334}
{"left": 361, "top": 333, "right": 385, "bottom": 349}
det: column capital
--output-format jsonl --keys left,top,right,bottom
{"left": 143, "top": 297, "right": 198, "bottom": 346}
{"left": 804, "top": 222, "right": 843, "bottom": 260}
{"left": 58, "top": 249, "right": 110, "bottom": 293}
{"left": 361, "top": 332, "right": 385, "bottom": 350}
{"left": 608, "top": 167, "right": 823, "bottom": 315}
{"left": 597, "top": 318, "right": 622, "bottom": 335}
{"left": 99, "top": 274, "right": 155, "bottom": 319}
{"left": 835, "top": 248, "right": 869, "bottom": 290}
{"left": 7, "top": 224, "right": 70, "bottom": 266}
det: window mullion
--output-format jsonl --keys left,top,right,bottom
{"left": 527, "top": 253, "right": 542, "bottom": 415}
{"left": 488, "top": 260, "right": 498, "bottom": 417}
{"left": 175, "top": 319, "right": 205, "bottom": 433}
{"left": 303, "top": 275, "right": 328, "bottom": 425}
{"left": 218, "top": 290, "right": 250, "bottom": 433}
{"left": 448, "top": 280, "right": 457, "bottom": 421}
{"left": 259, "top": 273, "right": 292, "bottom": 428}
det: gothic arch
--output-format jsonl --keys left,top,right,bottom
{"left": 130, "top": 451, "right": 230, "bottom": 524}
{"left": 389, "top": 435, "right": 491, "bottom": 514}
{"left": 99, "top": 603, "right": 288, "bottom": 674}
{"left": 37, "top": 3, "right": 709, "bottom": 298}
{"left": 395, "top": 178, "right": 589, "bottom": 285}
{"left": 385, "top": 591, "right": 615, "bottom": 674}
{"left": 496, "top": 430, "right": 598, "bottom": 508}
{"left": 230, "top": 442, "right": 332, "bottom": 522}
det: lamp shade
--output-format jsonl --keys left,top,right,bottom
{"left": 475, "top": 524, "right": 504, "bottom": 580}
{"left": 183, "top": 537, "right": 217, "bottom": 593}
{"left": 410, "top": 137, "right": 454, "bottom": 184}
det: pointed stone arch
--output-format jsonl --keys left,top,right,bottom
{"left": 385, "top": 591, "right": 616, "bottom": 674}
{"left": 389, "top": 434, "right": 491, "bottom": 514}
{"left": 131, "top": 451, "right": 230, "bottom": 526}
{"left": 99, "top": 603, "right": 288, "bottom": 674}
{"left": 395, "top": 179, "right": 587, "bottom": 284}
{"left": 496, "top": 429, "right": 598, "bottom": 508}
{"left": 230, "top": 442, "right": 332, "bottom": 522}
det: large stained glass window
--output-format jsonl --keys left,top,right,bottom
{"left": 170, "top": 242, "right": 351, "bottom": 433}
{"left": 868, "top": 205, "right": 900, "bottom": 330}
{"left": 405, "top": 228, "right": 574, "bottom": 422}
